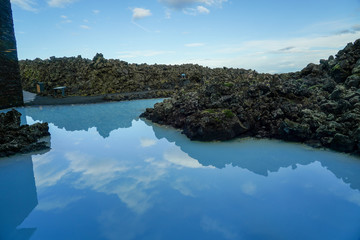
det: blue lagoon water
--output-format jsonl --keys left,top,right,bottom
{"left": 1, "top": 99, "right": 360, "bottom": 240}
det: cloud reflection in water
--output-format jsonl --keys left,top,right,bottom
{"left": 9, "top": 100, "right": 360, "bottom": 240}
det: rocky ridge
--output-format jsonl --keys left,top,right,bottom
{"left": 20, "top": 53, "right": 255, "bottom": 97}
{"left": 0, "top": 109, "right": 50, "bottom": 157}
{"left": 141, "top": 39, "right": 360, "bottom": 154}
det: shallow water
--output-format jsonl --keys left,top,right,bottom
{"left": 1, "top": 99, "right": 360, "bottom": 240}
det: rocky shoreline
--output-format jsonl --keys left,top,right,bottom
{"left": 103, "top": 89, "right": 174, "bottom": 101}
{"left": 18, "top": 39, "right": 360, "bottom": 155}
{"left": 141, "top": 39, "right": 360, "bottom": 155}
{"left": 0, "top": 109, "right": 50, "bottom": 157}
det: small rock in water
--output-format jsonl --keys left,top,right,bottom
{"left": 0, "top": 109, "right": 50, "bottom": 157}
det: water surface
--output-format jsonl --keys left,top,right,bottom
{"left": 1, "top": 99, "right": 360, "bottom": 240}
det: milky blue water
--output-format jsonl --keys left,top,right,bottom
{"left": 1, "top": 99, "right": 360, "bottom": 240}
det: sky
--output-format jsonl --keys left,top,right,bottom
{"left": 10, "top": 0, "right": 360, "bottom": 73}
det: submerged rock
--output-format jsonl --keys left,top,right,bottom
{"left": 0, "top": 109, "right": 50, "bottom": 157}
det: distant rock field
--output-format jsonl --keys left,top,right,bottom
{"left": 20, "top": 53, "right": 249, "bottom": 97}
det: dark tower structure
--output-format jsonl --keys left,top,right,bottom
{"left": 0, "top": 0, "right": 23, "bottom": 109}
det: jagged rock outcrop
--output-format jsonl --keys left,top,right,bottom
{"left": 141, "top": 39, "right": 360, "bottom": 154}
{"left": 0, "top": 109, "right": 50, "bottom": 157}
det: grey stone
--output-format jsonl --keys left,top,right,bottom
{"left": 330, "top": 133, "right": 355, "bottom": 153}
{"left": 345, "top": 74, "right": 360, "bottom": 88}
{"left": 352, "top": 59, "right": 360, "bottom": 74}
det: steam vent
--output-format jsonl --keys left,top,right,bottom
{"left": 0, "top": 0, "right": 23, "bottom": 109}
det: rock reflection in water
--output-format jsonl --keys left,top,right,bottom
{"left": 0, "top": 149, "right": 49, "bottom": 240}
{"left": 20, "top": 99, "right": 164, "bottom": 138}
{"left": 1, "top": 100, "right": 360, "bottom": 240}
{"left": 147, "top": 120, "right": 360, "bottom": 192}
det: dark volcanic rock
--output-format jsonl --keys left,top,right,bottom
{"left": 142, "top": 39, "right": 360, "bottom": 155}
{"left": 19, "top": 56, "right": 252, "bottom": 98}
{"left": 330, "top": 133, "right": 355, "bottom": 153}
{"left": 279, "top": 119, "right": 311, "bottom": 141}
{"left": 345, "top": 74, "right": 360, "bottom": 88}
{"left": 182, "top": 109, "right": 248, "bottom": 141}
{"left": 103, "top": 90, "right": 173, "bottom": 101}
{"left": 0, "top": 109, "right": 50, "bottom": 157}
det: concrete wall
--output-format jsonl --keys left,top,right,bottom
{"left": 0, "top": 0, "right": 23, "bottom": 109}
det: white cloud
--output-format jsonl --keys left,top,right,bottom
{"left": 201, "top": 216, "right": 238, "bottom": 240}
{"left": 199, "top": 0, "right": 227, "bottom": 6}
{"left": 172, "top": 177, "right": 195, "bottom": 196}
{"left": 60, "top": 15, "right": 72, "bottom": 23}
{"left": 197, "top": 5, "right": 210, "bottom": 14}
{"left": 132, "top": 8, "right": 152, "bottom": 20}
{"left": 11, "top": 0, "right": 37, "bottom": 12}
{"left": 183, "top": 6, "right": 210, "bottom": 15}
{"left": 185, "top": 42, "right": 205, "bottom": 47}
{"left": 47, "top": 0, "right": 77, "bottom": 8}
{"left": 117, "top": 50, "right": 175, "bottom": 58}
{"left": 80, "top": 25, "right": 90, "bottom": 29}
{"left": 93, "top": 9, "right": 100, "bottom": 14}
{"left": 159, "top": 0, "right": 197, "bottom": 9}
{"left": 164, "top": 147, "right": 206, "bottom": 169}
{"left": 241, "top": 182, "right": 257, "bottom": 195}
{"left": 37, "top": 195, "right": 83, "bottom": 211}
{"left": 32, "top": 153, "right": 70, "bottom": 188}
{"left": 172, "top": 31, "right": 360, "bottom": 73}
{"left": 353, "top": 24, "right": 360, "bottom": 31}
{"left": 32, "top": 122, "right": 200, "bottom": 215}
{"left": 140, "top": 138, "right": 157, "bottom": 147}
{"left": 63, "top": 151, "right": 156, "bottom": 214}
{"left": 347, "top": 192, "right": 360, "bottom": 207}
{"left": 296, "top": 19, "right": 360, "bottom": 37}
{"left": 159, "top": 0, "right": 226, "bottom": 9}
{"left": 183, "top": 8, "right": 197, "bottom": 15}
{"left": 165, "top": 9, "right": 172, "bottom": 19}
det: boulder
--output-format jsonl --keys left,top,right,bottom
{"left": 329, "top": 86, "right": 343, "bottom": 100}
{"left": 330, "top": 133, "right": 355, "bottom": 153}
{"left": 182, "top": 109, "right": 248, "bottom": 141}
{"left": 352, "top": 59, "right": 360, "bottom": 74}
{"left": 0, "top": 109, "right": 50, "bottom": 157}
{"left": 345, "top": 74, "right": 360, "bottom": 88}
{"left": 331, "top": 62, "right": 351, "bottom": 83}
{"left": 279, "top": 119, "right": 311, "bottom": 141}
{"left": 322, "top": 78, "right": 336, "bottom": 92}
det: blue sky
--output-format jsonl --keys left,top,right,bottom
{"left": 10, "top": 0, "right": 360, "bottom": 73}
